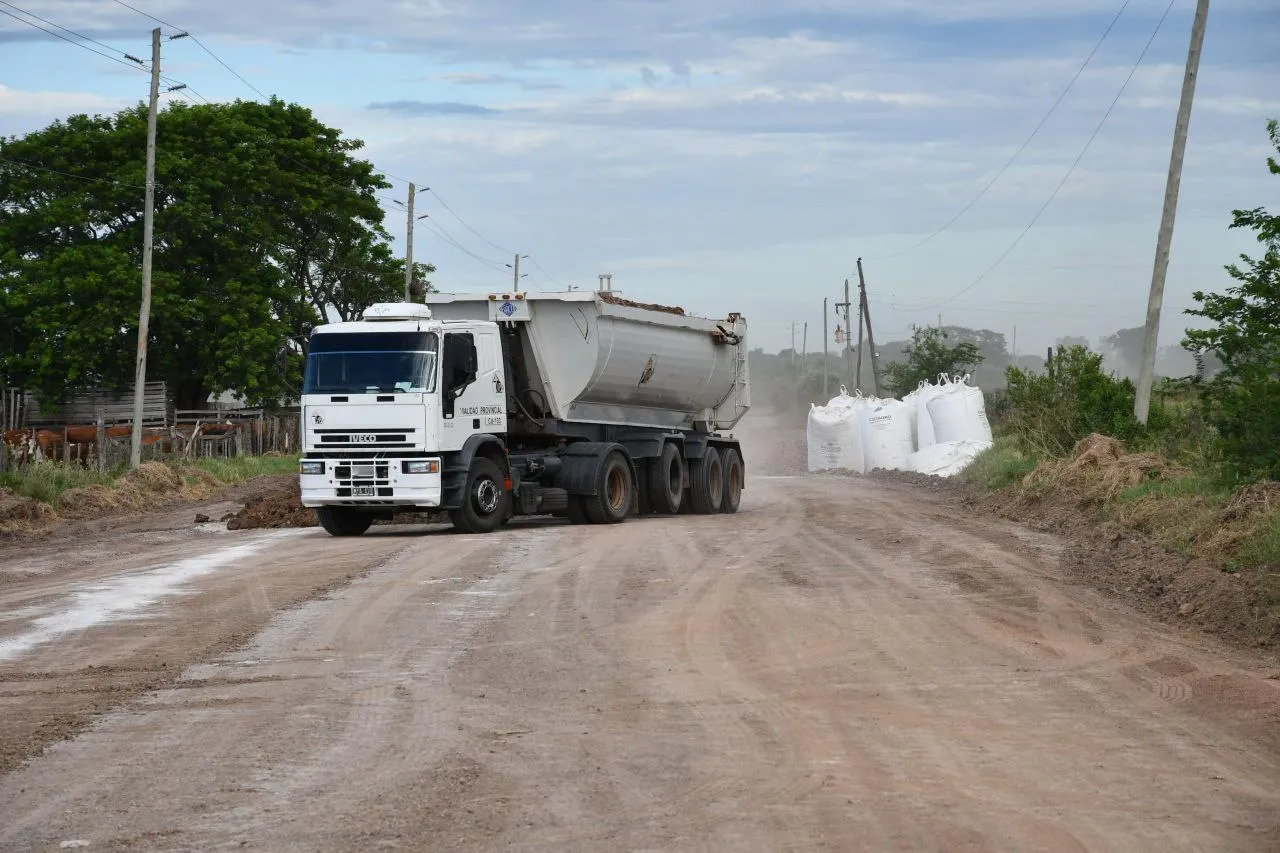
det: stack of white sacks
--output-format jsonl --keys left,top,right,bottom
{"left": 805, "top": 374, "right": 993, "bottom": 477}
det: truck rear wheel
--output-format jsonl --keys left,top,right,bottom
{"left": 687, "top": 447, "right": 723, "bottom": 514}
{"left": 721, "top": 448, "right": 743, "bottom": 514}
{"left": 448, "top": 457, "right": 509, "bottom": 534}
{"left": 647, "top": 441, "right": 683, "bottom": 515}
{"left": 317, "top": 506, "right": 373, "bottom": 537}
{"left": 584, "top": 451, "right": 633, "bottom": 524}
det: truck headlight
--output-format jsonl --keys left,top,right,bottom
{"left": 299, "top": 460, "right": 325, "bottom": 475}
{"left": 403, "top": 460, "right": 440, "bottom": 474}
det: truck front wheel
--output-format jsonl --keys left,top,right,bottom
{"left": 317, "top": 506, "right": 373, "bottom": 537}
{"left": 449, "top": 457, "right": 509, "bottom": 534}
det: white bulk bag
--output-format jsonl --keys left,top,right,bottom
{"left": 806, "top": 386, "right": 869, "bottom": 473}
{"left": 913, "top": 374, "right": 952, "bottom": 449}
{"left": 859, "top": 398, "right": 915, "bottom": 471}
{"left": 926, "top": 375, "right": 993, "bottom": 444}
{"left": 906, "top": 439, "right": 993, "bottom": 478}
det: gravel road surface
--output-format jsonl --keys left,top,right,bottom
{"left": 1, "top": 415, "right": 1277, "bottom": 851}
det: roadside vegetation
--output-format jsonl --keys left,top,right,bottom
{"left": 961, "top": 119, "right": 1280, "bottom": 640}
{"left": 0, "top": 454, "right": 300, "bottom": 536}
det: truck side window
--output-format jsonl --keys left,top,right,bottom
{"left": 441, "top": 333, "right": 478, "bottom": 417}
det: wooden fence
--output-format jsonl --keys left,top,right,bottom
{"left": 0, "top": 410, "right": 300, "bottom": 474}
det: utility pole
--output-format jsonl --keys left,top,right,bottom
{"left": 822, "top": 297, "right": 829, "bottom": 398}
{"left": 1135, "top": 0, "right": 1209, "bottom": 424}
{"left": 802, "top": 322, "right": 808, "bottom": 367}
{"left": 858, "top": 258, "right": 882, "bottom": 396}
{"left": 130, "top": 28, "right": 162, "bottom": 470}
{"left": 404, "top": 183, "right": 415, "bottom": 301}
{"left": 790, "top": 322, "right": 796, "bottom": 365}
{"left": 855, "top": 294, "right": 864, "bottom": 390}
{"left": 836, "top": 279, "right": 853, "bottom": 388}
{"left": 512, "top": 253, "right": 521, "bottom": 291}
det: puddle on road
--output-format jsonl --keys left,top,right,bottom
{"left": 0, "top": 531, "right": 307, "bottom": 662}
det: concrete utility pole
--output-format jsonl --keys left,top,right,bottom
{"left": 855, "top": 292, "right": 865, "bottom": 390}
{"left": 130, "top": 28, "right": 162, "bottom": 470}
{"left": 404, "top": 182, "right": 415, "bottom": 301}
{"left": 802, "top": 322, "right": 808, "bottom": 366}
{"left": 512, "top": 253, "right": 521, "bottom": 291}
{"left": 857, "top": 258, "right": 882, "bottom": 397}
{"left": 790, "top": 322, "right": 796, "bottom": 365}
{"left": 836, "top": 279, "right": 853, "bottom": 388}
{"left": 1135, "top": 0, "right": 1210, "bottom": 424}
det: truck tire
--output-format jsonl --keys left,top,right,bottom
{"left": 647, "top": 441, "right": 683, "bottom": 515}
{"left": 566, "top": 496, "right": 590, "bottom": 525}
{"left": 584, "top": 451, "right": 633, "bottom": 524}
{"left": 448, "top": 457, "right": 509, "bottom": 534}
{"left": 720, "top": 448, "right": 743, "bottom": 514}
{"left": 316, "top": 506, "right": 373, "bottom": 537}
{"left": 687, "top": 447, "right": 723, "bottom": 514}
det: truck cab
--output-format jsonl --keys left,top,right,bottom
{"left": 298, "top": 303, "right": 508, "bottom": 534}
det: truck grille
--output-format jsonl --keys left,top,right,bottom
{"left": 314, "top": 428, "right": 416, "bottom": 450}
{"left": 334, "top": 461, "right": 393, "bottom": 498}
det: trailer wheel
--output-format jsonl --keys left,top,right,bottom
{"left": 687, "top": 447, "right": 723, "bottom": 514}
{"left": 647, "top": 441, "right": 683, "bottom": 514}
{"left": 584, "top": 451, "right": 633, "bottom": 524}
{"left": 448, "top": 457, "right": 509, "bottom": 534}
{"left": 720, "top": 448, "right": 743, "bottom": 514}
{"left": 317, "top": 506, "right": 373, "bottom": 537}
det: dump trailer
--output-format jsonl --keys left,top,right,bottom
{"left": 298, "top": 290, "right": 750, "bottom": 536}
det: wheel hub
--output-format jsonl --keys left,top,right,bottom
{"left": 474, "top": 478, "right": 500, "bottom": 514}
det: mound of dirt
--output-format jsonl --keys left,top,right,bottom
{"left": 1023, "top": 433, "right": 1175, "bottom": 504}
{"left": 119, "top": 461, "right": 185, "bottom": 494}
{"left": 58, "top": 484, "right": 129, "bottom": 519}
{"left": 0, "top": 488, "right": 58, "bottom": 537}
{"left": 225, "top": 484, "right": 317, "bottom": 530}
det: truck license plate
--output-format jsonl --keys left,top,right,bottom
{"left": 352, "top": 486, "right": 375, "bottom": 497}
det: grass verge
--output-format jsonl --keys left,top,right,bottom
{"left": 1, "top": 455, "right": 299, "bottom": 507}
{"left": 960, "top": 436, "right": 1042, "bottom": 490}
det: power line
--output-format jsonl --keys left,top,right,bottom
{"left": 107, "top": 0, "right": 273, "bottom": 101}
{"left": 0, "top": 154, "right": 149, "bottom": 188}
{"left": 866, "top": 0, "right": 1133, "bottom": 262}
{"left": 0, "top": 4, "right": 146, "bottom": 72}
{"left": 906, "top": 0, "right": 1179, "bottom": 313}
{"left": 426, "top": 188, "right": 515, "bottom": 256}
{"left": 418, "top": 217, "right": 510, "bottom": 272}
{"left": 526, "top": 255, "right": 568, "bottom": 289}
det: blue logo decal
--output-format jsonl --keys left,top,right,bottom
{"left": 500, "top": 301, "right": 516, "bottom": 317}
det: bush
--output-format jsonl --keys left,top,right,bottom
{"left": 961, "top": 437, "right": 1041, "bottom": 489}
{"left": 1004, "top": 346, "right": 1163, "bottom": 456}
{"left": 882, "top": 326, "right": 983, "bottom": 396}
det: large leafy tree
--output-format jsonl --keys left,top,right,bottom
{"left": 0, "top": 98, "right": 430, "bottom": 409}
{"left": 1183, "top": 119, "right": 1280, "bottom": 480}
{"left": 882, "top": 325, "right": 984, "bottom": 395}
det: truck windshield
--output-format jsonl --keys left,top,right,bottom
{"left": 303, "top": 332, "right": 439, "bottom": 394}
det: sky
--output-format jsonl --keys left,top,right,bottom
{"left": 1, "top": 0, "right": 1278, "bottom": 356}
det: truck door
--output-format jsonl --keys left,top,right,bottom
{"left": 440, "top": 330, "right": 506, "bottom": 451}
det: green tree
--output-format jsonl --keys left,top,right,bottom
{"left": 882, "top": 325, "right": 983, "bottom": 396}
{"left": 0, "top": 98, "right": 429, "bottom": 410}
{"left": 1183, "top": 119, "right": 1280, "bottom": 480}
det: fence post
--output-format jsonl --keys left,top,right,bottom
{"left": 234, "top": 424, "right": 244, "bottom": 457}
{"left": 96, "top": 409, "right": 106, "bottom": 474}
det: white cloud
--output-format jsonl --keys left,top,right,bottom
{"left": 0, "top": 84, "right": 122, "bottom": 118}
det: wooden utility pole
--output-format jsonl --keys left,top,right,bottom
{"left": 857, "top": 258, "right": 882, "bottom": 396}
{"left": 1135, "top": 0, "right": 1210, "bottom": 424}
{"left": 822, "top": 297, "right": 829, "bottom": 398}
{"left": 130, "top": 27, "right": 162, "bottom": 470}
{"left": 404, "top": 182, "right": 415, "bottom": 301}
{"left": 855, "top": 295, "right": 864, "bottom": 390}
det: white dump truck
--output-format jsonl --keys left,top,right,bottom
{"left": 298, "top": 290, "right": 750, "bottom": 535}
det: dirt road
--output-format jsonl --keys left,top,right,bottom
{"left": 2, "top": 417, "right": 1278, "bottom": 851}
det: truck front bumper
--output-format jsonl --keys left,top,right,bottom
{"left": 299, "top": 457, "right": 443, "bottom": 508}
